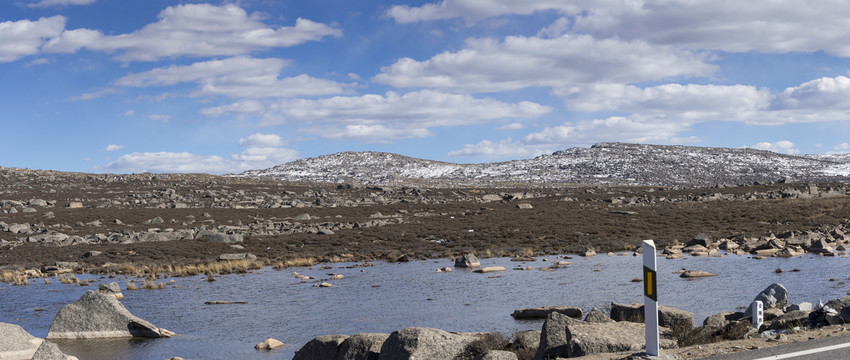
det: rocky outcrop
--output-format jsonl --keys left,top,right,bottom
{"left": 46, "top": 290, "right": 175, "bottom": 339}
{"left": 535, "top": 311, "right": 676, "bottom": 359}
{"left": 584, "top": 307, "right": 614, "bottom": 323}
{"left": 377, "top": 327, "right": 477, "bottom": 360}
{"left": 511, "top": 306, "right": 583, "bottom": 320}
{"left": 0, "top": 322, "right": 43, "bottom": 360}
{"left": 337, "top": 333, "right": 389, "bottom": 360}
{"left": 294, "top": 335, "right": 349, "bottom": 360}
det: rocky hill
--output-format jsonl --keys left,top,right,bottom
{"left": 239, "top": 142, "right": 850, "bottom": 186}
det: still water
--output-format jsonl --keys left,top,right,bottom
{"left": 2, "top": 252, "right": 849, "bottom": 359}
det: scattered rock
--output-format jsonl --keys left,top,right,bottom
{"left": 218, "top": 253, "right": 257, "bottom": 261}
{"left": 584, "top": 307, "right": 614, "bottom": 323}
{"left": 746, "top": 283, "right": 789, "bottom": 317}
{"left": 679, "top": 270, "right": 716, "bottom": 278}
{"left": 198, "top": 231, "right": 243, "bottom": 244}
{"left": 98, "top": 282, "right": 124, "bottom": 300}
{"left": 768, "top": 310, "right": 810, "bottom": 330}
{"left": 511, "top": 306, "right": 583, "bottom": 320}
{"left": 474, "top": 266, "right": 506, "bottom": 273}
{"left": 255, "top": 338, "right": 285, "bottom": 350}
{"left": 610, "top": 302, "right": 695, "bottom": 330}
{"left": 46, "top": 290, "right": 175, "bottom": 339}
{"left": 516, "top": 203, "right": 533, "bottom": 209}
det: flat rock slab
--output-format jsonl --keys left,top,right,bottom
{"left": 474, "top": 266, "right": 506, "bottom": 273}
{"left": 0, "top": 322, "right": 44, "bottom": 360}
{"left": 679, "top": 270, "right": 716, "bottom": 278}
{"left": 46, "top": 290, "right": 175, "bottom": 339}
{"left": 511, "top": 306, "right": 583, "bottom": 320}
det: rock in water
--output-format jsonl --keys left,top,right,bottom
{"left": 338, "top": 333, "right": 389, "bottom": 360}
{"left": 378, "top": 327, "right": 477, "bottom": 360}
{"left": 98, "top": 282, "right": 124, "bottom": 300}
{"left": 454, "top": 254, "right": 481, "bottom": 268}
{"left": 46, "top": 290, "right": 175, "bottom": 339}
{"left": 0, "top": 322, "right": 44, "bottom": 360}
{"left": 293, "top": 335, "right": 349, "bottom": 360}
{"left": 511, "top": 306, "right": 583, "bottom": 320}
{"left": 679, "top": 270, "right": 716, "bottom": 278}
{"left": 745, "top": 283, "right": 789, "bottom": 317}
{"left": 31, "top": 340, "right": 78, "bottom": 360}
{"left": 254, "top": 338, "right": 285, "bottom": 350}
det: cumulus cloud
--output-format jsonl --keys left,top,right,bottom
{"left": 388, "top": 1, "right": 850, "bottom": 56}
{"left": 238, "top": 133, "right": 286, "bottom": 148}
{"left": 0, "top": 16, "right": 66, "bottom": 62}
{"left": 101, "top": 137, "right": 300, "bottom": 174}
{"left": 42, "top": 3, "right": 341, "bottom": 61}
{"left": 386, "top": 0, "right": 593, "bottom": 24}
{"left": 748, "top": 141, "right": 799, "bottom": 155}
{"left": 450, "top": 115, "right": 693, "bottom": 158}
{"left": 373, "top": 34, "right": 716, "bottom": 93}
{"left": 27, "top": 0, "right": 95, "bottom": 8}
{"left": 835, "top": 143, "right": 850, "bottom": 151}
{"left": 448, "top": 138, "right": 551, "bottom": 158}
{"left": 115, "top": 57, "right": 344, "bottom": 98}
{"left": 103, "top": 144, "right": 124, "bottom": 152}
{"left": 203, "top": 90, "right": 551, "bottom": 141}
{"left": 148, "top": 114, "right": 170, "bottom": 122}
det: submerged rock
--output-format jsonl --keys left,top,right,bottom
{"left": 46, "top": 290, "right": 175, "bottom": 339}
{"left": 31, "top": 340, "right": 78, "bottom": 360}
{"left": 254, "top": 338, "right": 285, "bottom": 350}
{"left": 511, "top": 306, "right": 583, "bottom": 320}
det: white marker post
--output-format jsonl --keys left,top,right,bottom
{"left": 642, "top": 239, "right": 659, "bottom": 357}
{"left": 752, "top": 301, "right": 764, "bottom": 329}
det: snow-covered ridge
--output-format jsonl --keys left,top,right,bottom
{"left": 239, "top": 143, "right": 850, "bottom": 186}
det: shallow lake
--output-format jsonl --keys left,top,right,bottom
{"left": 2, "top": 251, "right": 849, "bottom": 359}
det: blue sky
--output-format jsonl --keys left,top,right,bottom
{"left": 3, "top": 0, "right": 850, "bottom": 174}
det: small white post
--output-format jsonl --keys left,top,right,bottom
{"left": 752, "top": 301, "right": 764, "bottom": 329}
{"left": 642, "top": 240, "right": 659, "bottom": 357}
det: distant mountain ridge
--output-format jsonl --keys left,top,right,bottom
{"left": 239, "top": 142, "right": 850, "bottom": 186}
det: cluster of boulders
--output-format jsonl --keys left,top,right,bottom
{"left": 0, "top": 215, "right": 404, "bottom": 248}
{"left": 602, "top": 184, "right": 848, "bottom": 206}
{"left": 0, "top": 282, "right": 173, "bottom": 360}
{"left": 661, "top": 224, "right": 850, "bottom": 259}
{"left": 293, "top": 282, "right": 850, "bottom": 360}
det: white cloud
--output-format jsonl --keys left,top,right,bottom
{"left": 373, "top": 34, "right": 716, "bottom": 93}
{"left": 102, "top": 142, "right": 300, "bottom": 174}
{"left": 0, "top": 16, "right": 66, "bottom": 62}
{"left": 302, "top": 125, "right": 433, "bottom": 142}
{"left": 67, "top": 87, "right": 121, "bottom": 101}
{"left": 203, "top": 90, "right": 551, "bottom": 142}
{"left": 497, "top": 122, "right": 524, "bottom": 130}
{"left": 103, "top": 144, "right": 124, "bottom": 152}
{"left": 450, "top": 115, "right": 693, "bottom": 158}
{"left": 27, "top": 0, "right": 95, "bottom": 8}
{"left": 238, "top": 133, "right": 285, "bottom": 148}
{"left": 148, "top": 114, "right": 170, "bottom": 122}
{"left": 835, "top": 143, "right": 850, "bottom": 150}
{"left": 385, "top": 0, "right": 593, "bottom": 24}
{"left": 448, "top": 138, "right": 550, "bottom": 158}
{"left": 115, "top": 57, "right": 343, "bottom": 98}
{"left": 388, "top": 1, "right": 850, "bottom": 56}
{"left": 42, "top": 4, "right": 342, "bottom": 61}
{"left": 749, "top": 141, "right": 799, "bottom": 155}
{"left": 124, "top": 110, "right": 135, "bottom": 116}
